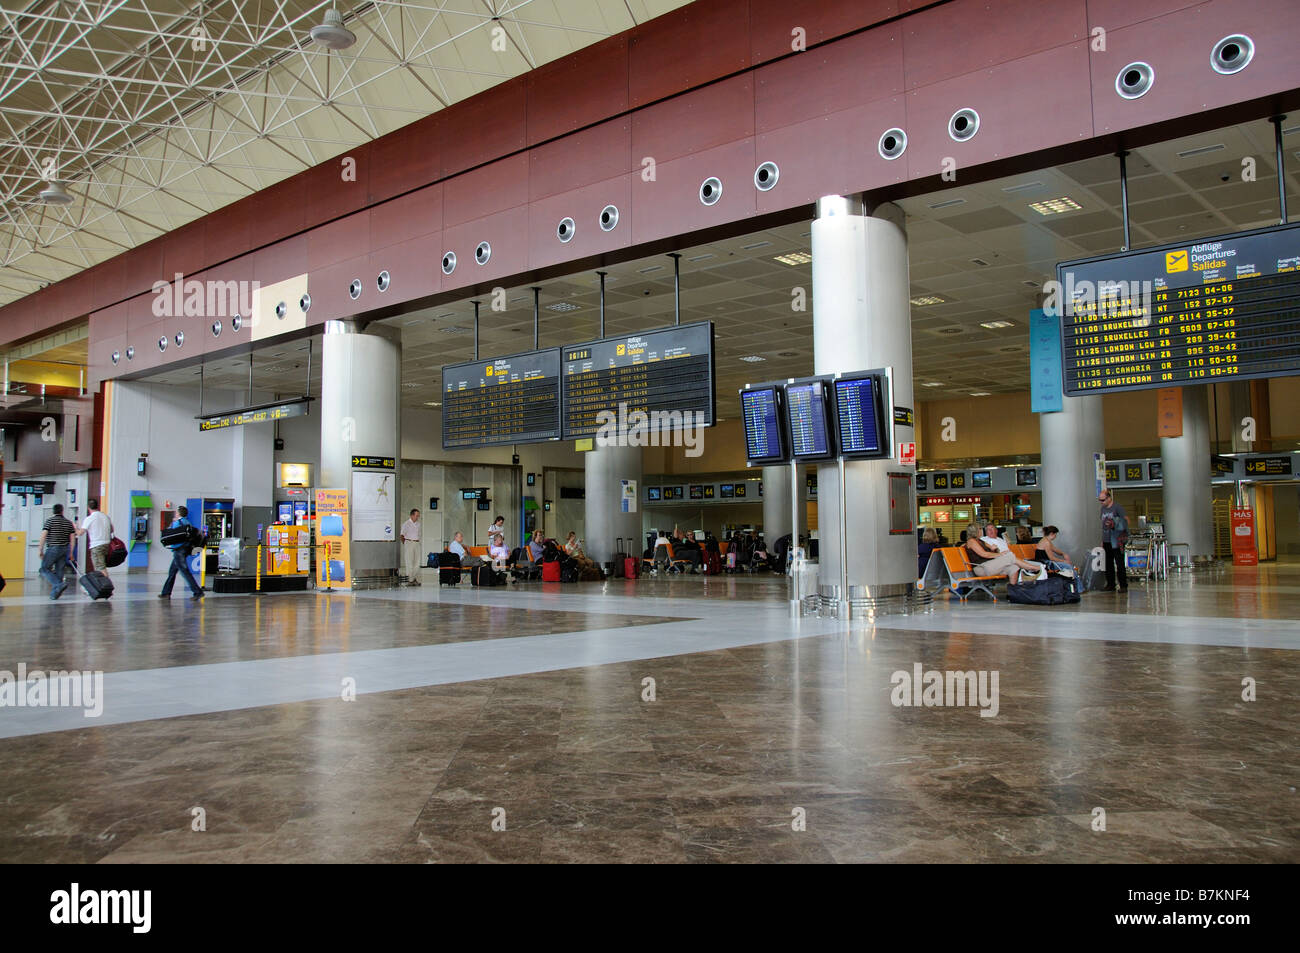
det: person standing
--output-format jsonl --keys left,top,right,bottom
{"left": 400, "top": 508, "right": 422, "bottom": 586}
{"left": 159, "top": 505, "right": 204, "bottom": 600}
{"left": 1098, "top": 489, "right": 1129, "bottom": 592}
{"left": 486, "top": 515, "right": 505, "bottom": 545}
{"left": 76, "top": 498, "right": 113, "bottom": 575}
{"left": 39, "top": 503, "right": 77, "bottom": 600}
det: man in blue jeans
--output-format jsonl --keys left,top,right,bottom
{"left": 160, "top": 505, "right": 204, "bottom": 600}
{"left": 39, "top": 503, "right": 77, "bottom": 600}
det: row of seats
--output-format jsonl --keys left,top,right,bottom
{"left": 931, "top": 544, "right": 1075, "bottom": 603}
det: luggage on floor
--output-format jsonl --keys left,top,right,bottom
{"left": 704, "top": 551, "right": 721, "bottom": 575}
{"left": 438, "top": 551, "right": 461, "bottom": 586}
{"left": 426, "top": 552, "right": 438, "bottom": 568}
{"left": 542, "top": 560, "right": 562, "bottom": 582}
{"left": 1006, "top": 574, "right": 1079, "bottom": 606}
{"left": 623, "top": 556, "right": 640, "bottom": 579}
{"left": 612, "top": 538, "right": 629, "bottom": 578}
{"left": 471, "top": 563, "right": 505, "bottom": 587}
{"left": 106, "top": 536, "right": 128, "bottom": 567}
{"left": 725, "top": 551, "right": 737, "bottom": 570}
{"left": 79, "top": 571, "right": 114, "bottom": 600}
{"left": 561, "top": 560, "right": 581, "bottom": 583}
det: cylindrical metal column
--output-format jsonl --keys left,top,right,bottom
{"left": 320, "top": 319, "right": 402, "bottom": 587}
{"left": 583, "top": 444, "right": 642, "bottom": 569}
{"left": 811, "top": 197, "right": 915, "bottom": 605}
{"left": 1161, "top": 385, "right": 1213, "bottom": 558}
{"left": 1039, "top": 393, "right": 1106, "bottom": 563}
{"left": 762, "top": 464, "right": 792, "bottom": 544}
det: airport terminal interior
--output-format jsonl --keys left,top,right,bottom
{"left": 0, "top": 0, "right": 1297, "bottom": 864}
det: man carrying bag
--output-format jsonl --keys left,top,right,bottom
{"left": 159, "top": 505, "right": 204, "bottom": 600}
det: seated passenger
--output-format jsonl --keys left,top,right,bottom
{"left": 963, "top": 522, "right": 1042, "bottom": 583}
{"left": 488, "top": 533, "right": 511, "bottom": 567}
{"left": 564, "top": 532, "right": 599, "bottom": 574}
{"left": 1034, "top": 525, "right": 1074, "bottom": 573}
{"left": 527, "top": 530, "right": 546, "bottom": 562}
{"left": 448, "top": 531, "right": 468, "bottom": 560}
{"left": 918, "top": 527, "right": 940, "bottom": 578}
{"left": 673, "top": 529, "right": 703, "bottom": 572}
{"left": 982, "top": 523, "right": 1010, "bottom": 553}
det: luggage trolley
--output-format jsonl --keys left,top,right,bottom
{"left": 1123, "top": 532, "right": 1168, "bottom": 582}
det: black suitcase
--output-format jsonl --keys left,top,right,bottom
{"left": 79, "top": 571, "right": 114, "bottom": 600}
{"left": 472, "top": 563, "right": 504, "bottom": 587}
{"left": 1006, "top": 574, "right": 1079, "bottom": 606}
{"left": 612, "top": 538, "right": 628, "bottom": 578}
{"left": 438, "top": 552, "right": 461, "bottom": 586}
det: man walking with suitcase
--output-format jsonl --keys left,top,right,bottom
{"left": 75, "top": 498, "right": 113, "bottom": 575}
{"left": 38, "top": 504, "right": 77, "bottom": 600}
{"left": 159, "top": 505, "right": 204, "bottom": 600}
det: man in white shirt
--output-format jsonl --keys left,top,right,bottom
{"left": 447, "top": 531, "right": 468, "bottom": 560}
{"left": 399, "top": 508, "right": 421, "bottom": 585}
{"left": 982, "top": 524, "right": 1010, "bottom": 553}
{"left": 75, "top": 498, "right": 114, "bottom": 574}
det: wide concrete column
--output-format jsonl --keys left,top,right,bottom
{"left": 583, "top": 444, "right": 642, "bottom": 568}
{"left": 320, "top": 319, "right": 402, "bottom": 586}
{"left": 1039, "top": 393, "right": 1105, "bottom": 563}
{"left": 812, "top": 197, "right": 915, "bottom": 601}
{"left": 1161, "top": 384, "right": 1213, "bottom": 558}
{"left": 762, "top": 465, "right": 793, "bottom": 543}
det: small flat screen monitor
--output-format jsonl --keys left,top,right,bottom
{"left": 648, "top": 487, "right": 662, "bottom": 502}
{"left": 720, "top": 484, "right": 735, "bottom": 498}
{"left": 972, "top": 471, "right": 992, "bottom": 488}
{"left": 784, "top": 379, "right": 835, "bottom": 461}
{"left": 740, "top": 387, "right": 787, "bottom": 464}
{"left": 1016, "top": 468, "right": 1037, "bottom": 487}
{"left": 832, "top": 375, "right": 889, "bottom": 459}
{"left": 690, "top": 485, "right": 703, "bottom": 500}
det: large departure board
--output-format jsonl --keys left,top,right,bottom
{"left": 1058, "top": 222, "right": 1300, "bottom": 395}
{"left": 740, "top": 387, "right": 786, "bottom": 464}
{"left": 785, "top": 379, "right": 834, "bottom": 460}
{"left": 561, "top": 322, "right": 714, "bottom": 439}
{"left": 441, "top": 348, "right": 562, "bottom": 449}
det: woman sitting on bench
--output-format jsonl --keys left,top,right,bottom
{"left": 963, "top": 522, "right": 1043, "bottom": 583}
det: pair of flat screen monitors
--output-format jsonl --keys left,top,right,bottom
{"left": 741, "top": 373, "right": 890, "bottom": 465}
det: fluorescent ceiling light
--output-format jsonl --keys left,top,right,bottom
{"left": 980, "top": 320, "right": 1015, "bottom": 329}
{"left": 774, "top": 251, "right": 812, "bottom": 266}
{"left": 969, "top": 391, "right": 991, "bottom": 397}
{"left": 910, "top": 294, "right": 947, "bottom": 306}
{"left": 546, "top": 302, "right": 580, "bottom": 312}
{"left": 1175, "top": 143, "right": 1225, "bottom": 158}
{"left": 424, "top": 401, "right": 442, "bottom": 407}
{"left": 928, "top": 198, "right": 966, "bottom": 210}
{"left": 1029, "top": 197, "right": 1082, "bottom": 215}
{"left": 687, "top": 254, "right": 714, "bottom": 262}
{"left": 738, "top": 355, "right": 766, "bottom": 363}
{"left": 741, "top": 240, "right": 772, "bottom": 250}
{"left": 1001, "top": 181, "right": 1044, "bottom": 193}
{"left": 922, "top": 381, "right": 945, "bottom": 387}
{"left": 638, "top": 265, "right": 664, "bottom": 274}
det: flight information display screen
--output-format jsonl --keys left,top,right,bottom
{"left": 561, "top": 322, "right": 714, "bottom": 439}
{"left": 832, "top": 375, "right": 887, "bottom": 458}
{"left": 740, "top": 387, "right": 786, "bottom": 463}
{"left": 785, "top": 379, "right": 834, "bottom": 460}
{"left": 1058, "top": 222, "right": 1300, "bottom": 395}
{"left": 442, "top": 348, "right": 562, "bottom": 449}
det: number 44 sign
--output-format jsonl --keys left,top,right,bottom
{"left": 899, "top": 442, "right": 916, "bottom": 465}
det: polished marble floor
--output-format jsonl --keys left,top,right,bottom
{"left": 0, "top": 563, "right": 1296, "bottom": 863}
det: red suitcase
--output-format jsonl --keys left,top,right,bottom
{"left": 542, "top": 560, "right": 562, "bottom": 582}
{"left": 624, "top": 556, "right": 640, "bottom": 579}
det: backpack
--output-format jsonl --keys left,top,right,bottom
{"left": 1006, "top": 574, "right": 1081, "bottom": 606}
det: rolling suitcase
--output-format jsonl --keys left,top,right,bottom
{"left": 704, "top": 551, "right": 721, "bottom": 575}
{"left": 624, "top": 555, "right": 640, "bottom": 579}
{"left": 612, "top": 538, "right": 631, "bottom": 578}
{"left": 79, "top": 571, "right": 114, "bottom": 600}
{"left": 472, "top": 563, "right": 504, "bottom": 587}
{"left": 438, "top": 552, "right": 461, "bottom": 586}
{"left": 541, "top": 560, "right": 562, "bottom": 582}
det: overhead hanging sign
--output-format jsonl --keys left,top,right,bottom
{"left": 1057, "top": 221, "right": 1300, "bottom": 396}
{"left": 199, "top": 397, "right": 311, "bottom": 431}
{"left": 441, "top": 348, "right": 562, "bottom": 450}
